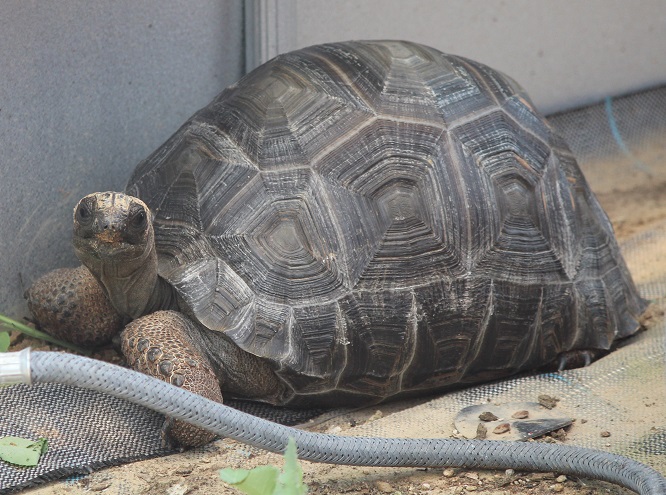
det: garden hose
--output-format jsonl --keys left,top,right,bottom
{"left": 2, "top": 349, "right": 665, "bottom": 495}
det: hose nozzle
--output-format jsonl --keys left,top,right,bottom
{"left": 0, "top": 348, "right": 32, "bottom": 385}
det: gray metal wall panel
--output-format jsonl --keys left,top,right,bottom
{"left": 247, "top": 0, "right": 666, "bottom": 114}
{"left": 0, "top": 1, "right": 244, "bottom": 317}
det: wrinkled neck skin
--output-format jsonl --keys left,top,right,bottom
{"left": 76, "top": 228, "right": 177, "bottom": 320}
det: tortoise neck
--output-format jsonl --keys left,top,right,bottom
{"left": 82, "top": 230, "right": 177, "bottom": 319}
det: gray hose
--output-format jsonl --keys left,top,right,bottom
{"left": 24, "top": 351, "right": 666, "bottom": 494}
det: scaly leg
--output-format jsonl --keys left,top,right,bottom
{"left": 121, "top": 310, "right": 223, "bottom": 447}
{"left": 26, "top": 266, "right": 123, "bottom": 346}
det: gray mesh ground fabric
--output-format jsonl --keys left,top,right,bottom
{"left": 0, "top": 383, "right": 171, "bottom": 492}
{"left": 0, "top": 389, "right": 322, "bottom": 493}
{"left": 1, "top": 85, "right": 665, "bottom": 493}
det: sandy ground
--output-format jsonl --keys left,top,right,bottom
{"left": 14, "top": 134, "right": 666, "bottom": 495}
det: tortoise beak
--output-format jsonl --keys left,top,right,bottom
{"left": 95, "top": 229, "right": 123, "bottom": 244}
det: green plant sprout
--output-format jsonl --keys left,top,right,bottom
{"left": 0, "top": 331, "right": 9, "bottom": 352}
{"left": 0, "top": 313, "right": 89, "bottom": 354}
{"left": 220, "top": 438, "right": 307, "bottom": 495}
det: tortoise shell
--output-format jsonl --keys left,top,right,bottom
{"left": 126, "top": 41, "right": 646, "bottom": 405}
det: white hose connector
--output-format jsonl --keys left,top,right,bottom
{"left": 0, "top": 348, "right": 32, "bottom": 385}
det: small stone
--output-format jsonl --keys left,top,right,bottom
{"left": 89, "top": 480, "right": 113, "bottom": 492}
{"left": 422, "top": 483, "right": 431, "bottom": 489}
{"left": 550, "top": 484, "right": 564, "bottom": 492}
{"left": 580, "top": 418, "right": 588, "bottom": 423}
{"left": 600, "top": 430, "right": 611, "bottom": 438}
{"left": 464, "top": 486, "right": 478, "bottom": 492}
{"left": 511, "top": 410, "right": 529, "bottom": 419}
{"left": 443, "top": 468, "right": 457, "bottom": 477}
{"left": 166, "top": 484, "right": 191, "bottom": 495}
{"left": 374, "top": 481, "right": 393, "bottom": 493}
{"left": 464, "top": 472, "right": 479, "bottom": 480}
{"left": 529, "top": 472, "right": 555, "bottom": 480}
{"left": 174, "top": 465, "right": 194, "bottom": 475}
{"left": 478, "top": 411, "right": 499, "bottom": 422}
{"left": 492, "top": 423, "right": 511, "bottom": 434}
{"left": 556, "top": 475, "right": 567, "bottom": 483}
{"left": 538, "top": 395, "right": 559, "bottom": 409}
{"left": 505, "top": 469, "right": 515, "bottom": 476}
{"left": 368, "top": 410, "right": 384, "bottom": 421}
{"left": 475, "top": 423, "right": 487, "bottom": 439}
{"left": 550, "top": 428, "right": 567, "bottom": 441}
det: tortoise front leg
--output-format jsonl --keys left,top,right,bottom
{"left": 26, "top": 265, "right": 123, "bottom": 347}
{"left": 121, "top": 310, "right": 223, "bottom": 447}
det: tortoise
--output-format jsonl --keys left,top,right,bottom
{"left": 26, "top": 40, "right": 647, "bottom": 447}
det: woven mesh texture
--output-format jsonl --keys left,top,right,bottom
{"left": 0, "top": 389, "right": 322, "bottom": 493}
{"left": 0, "top": 383, "right": 170, "bottom": 492}
{"left": 1, "top": 85, "right": 665, "bottom": 493}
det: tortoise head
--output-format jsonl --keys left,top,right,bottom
{"left": 72, "top": 192, "right": 161, "bottom": 319}
{"left": 72, "top": 192, "right": 153, "bottom": 262}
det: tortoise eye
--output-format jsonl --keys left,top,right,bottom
{"left": 76, "top": 203, "right": 93, "bottom": 225}
{"left": 129, "top": 209, "right": 147, "bottom": 230}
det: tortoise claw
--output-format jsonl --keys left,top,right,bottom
{"left": 557, "top": 349, "right": 600, "bottom": 371}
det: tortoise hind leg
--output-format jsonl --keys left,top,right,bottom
{"left": 121, "top": 310, "right": 222, "bottom": 447}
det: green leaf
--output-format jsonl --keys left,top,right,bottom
{"left": 0, "top": 331, "right": 9, "bottom": 352}
{"left": 220, "top": 438, "right": 307, "bottom": 495}
{"left": 0, "top": 436, "right": 48, "bottom": 466}
{"left": 220, "top": 465, "right": 279, "bottom": 495}
{"left": 0, "top": 313, "right": 89, "bottom": 354}
{"left": 275, "top": 438, "right": 307, "bottom": 495}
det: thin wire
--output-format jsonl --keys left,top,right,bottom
{"left": 604, "top": 96, "right": 652, "bottom": 176}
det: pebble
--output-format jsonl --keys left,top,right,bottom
{"left": 174, "top": 465, "right": 194, "bottom": 475}
{"left": 538, "top": 394, "right": 559, "bottom": 409}
{"left": 601, "top": 430, "right": 611, "bottom": 438}
{"left": 556, "top": 475, "right": 567, "bottom": 483}
{"left": 88, "top": 480, "right": 113, "bottom": 492}
{"left": 492, "top": 423, "right": 511, "bottom": 434}
{"left": 368, "top": 410, "right": 384, "bottom": 421}
{"left": 475, "top": 423, "right": 488, "bottom": 439}
{"left": 478, "top": 411, "right": 499, "bottom": 422}
{"left": 550, "top": 484, "right": 564, "bottom": 492}
{"left": 374, "top": 481, "right": 394, "bottom": 493}
{"left": 166, "top": 485, "right": 190, "bottom": 495}
{"left": 505, "top": 469, "right": 515, "bottom": 476}
{"left": 529, "top": 472, "right": 555, "bottom": 480}
{"left": 464, "top": 485, "right": 478, "bottom": 492}
{"left": 443, "top": 468, "right": 457, "bottom": 478}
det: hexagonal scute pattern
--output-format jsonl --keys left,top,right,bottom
{"left": 127, "top": 41, "right": 646, "bottom": 406}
